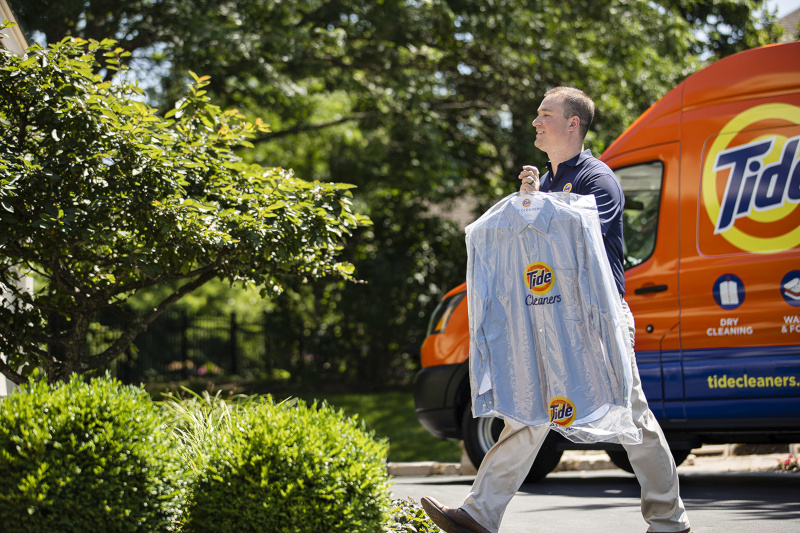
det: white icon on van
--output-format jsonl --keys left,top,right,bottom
{"left": 713, "top": 274, "right": 745, "bottom": 310}
{"left": 719, "top": 277, "right": 740, "bottom": 306}
{"left": 781, "top": 271, "right": 800, "bottom": 307}
{"left": 785, "top": 278, "right": 800, "bottom": 300}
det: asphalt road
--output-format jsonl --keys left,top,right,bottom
{"left": 391, "top": 468, "right": 800, "bottom": 533}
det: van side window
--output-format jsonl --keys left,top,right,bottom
{"left": 614, "top": 162, "right": 663, "bottom": 270}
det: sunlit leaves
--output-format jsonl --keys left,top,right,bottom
{"left": 0, "top": 36, "right": 369, "bottom": 384}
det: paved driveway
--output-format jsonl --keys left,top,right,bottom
{"left": 391, "top": 459, "right": 800, "bottom": 533}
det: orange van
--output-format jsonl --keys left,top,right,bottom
{"left": 413, "top": 41, "right": 800, "bottom": 481}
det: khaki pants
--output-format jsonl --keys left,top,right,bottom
{"left": 461, "top": 299, "right": 690, "bottom": 533}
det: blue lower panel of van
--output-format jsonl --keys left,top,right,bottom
{"left": 633, "top": 350, "right": 665, "bottom": 418}
{"left": 680, "top": 345, "right": 800, "bottom": 419}
{"left": 635, "top": 346, "right": 800, "bottom": 421}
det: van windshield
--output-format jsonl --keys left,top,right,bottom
{"left": 614, "top": 161, "right": 663, "bottom": 270}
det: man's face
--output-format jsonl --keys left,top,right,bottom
{"left": 531, "top": 95, "right": 573, "bottom": 153}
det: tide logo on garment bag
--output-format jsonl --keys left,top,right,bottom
{"left": 524, "top": 262, "right": 554, "bottom": 295}
{"left": 549, "top": 397, "right": 576, "bottom": 427}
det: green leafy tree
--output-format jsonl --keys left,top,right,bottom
{"left": 12, "top": 0, "right": 783, "bottom": 384}
{"left": 0, "top": 35, "right": 369, "bottom": 384}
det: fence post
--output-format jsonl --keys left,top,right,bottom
{"left": 263, "top": 311, "right": 272, "bottom": 377}
{"left": 181, "top": 310, "right": 189, "bottom": 380}
{"left": 230, "top": 312, "right": 239, "bottom": 375}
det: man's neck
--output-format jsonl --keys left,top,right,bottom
{"left": 549, "top": 145, "right": 584, "bottom": 177}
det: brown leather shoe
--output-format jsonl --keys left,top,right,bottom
{"left": 420, "top": 496, "right": 491, "bottom": 533}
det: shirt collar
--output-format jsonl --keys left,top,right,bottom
{"left": 546, "top": 149, "right": 593, "bottom": 177}
{"left": 502, "top": 194, "right": 554, "bottom": 235}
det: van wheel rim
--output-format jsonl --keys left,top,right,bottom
{"left": 476, "top": 417, "right": 497, "bottom": 453}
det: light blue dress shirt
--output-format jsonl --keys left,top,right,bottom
{"left": 465, "top": 192, "right": 641, "bottom": 444}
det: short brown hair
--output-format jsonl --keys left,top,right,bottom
{"left": 545, "top": 87, "right": 595, "bottom": 139}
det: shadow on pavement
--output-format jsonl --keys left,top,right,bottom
{"left": 511, "top": 470, "right": 800, "bottom": 521}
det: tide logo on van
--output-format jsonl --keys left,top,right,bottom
{"left": 701, "top": 103, "right": 800, "bottom": 254}
{"left": 549, "top": 397, "right": 576, "bottom": 427}
{"left": 524, "top": 262, "right": 554, "bottom": 295}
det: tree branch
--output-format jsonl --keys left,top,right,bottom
{"left": 102, "top": 261, "right": 221, "bottom": 300}
{"left": 85, "top": 268, "right": 219, "bottom": 371}
{"left": 0, "top": 357, "right": 24, "bottom": 386}
{"left": 432, "top": 99, "right": 492, "bottom": 111}
{"left": 255, "top": 112, "right": 374, "bottom": 141}
{"left": 252, "top": 99, "right": 492, "bottom": 144}
{"left": 0, "top": 339, "right": 56, "bottom": 385}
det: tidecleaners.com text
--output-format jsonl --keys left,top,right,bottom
{"left": 707, "top": 374, "right": 799, "bottom": 389}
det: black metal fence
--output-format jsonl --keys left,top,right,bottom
{"left": 99, "top": 310, "right": 287, "bottom": 384}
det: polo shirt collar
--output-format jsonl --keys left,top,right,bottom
{"left": 546, "top": 149, "right": 593, "bottom": 177}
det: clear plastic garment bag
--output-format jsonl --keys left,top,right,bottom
{"left": 465, "top": 192, "right": 641, "bottom": 445}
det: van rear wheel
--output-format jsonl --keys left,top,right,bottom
{"left": 461, "top": 405, "right": 563, "bottom": 482}
{"left": 606, "top": 448, "right": 693, "bottom": 473}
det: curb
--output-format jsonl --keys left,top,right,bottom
{"left": 553, "top": 451, "right": 614, "bottom": 473}
{"left": 387, "top": 451, "right": 614, "bottom": 477}
{"left": 387, "top": 446, "right": 797, "bottom": 477}
{"left": 387, "top": 461, "right": 463, "bottom": 477}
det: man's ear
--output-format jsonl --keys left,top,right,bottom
{"left": 569, "top": 116, "right": 580, "bottom": 132}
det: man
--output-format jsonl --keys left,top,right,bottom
{"left": 421, "top": 87, "right": 691, "bottom": 533}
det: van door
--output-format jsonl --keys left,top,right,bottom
{"left": 678, "top": 104, "right": 800, "bottom": 425}
{"left": 610, "top": 143, "right": 682, "bottom": 420}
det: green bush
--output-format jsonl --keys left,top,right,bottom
{"left": 387, "top": 498, "right": 442, "bottom": 532}
{"left": 167, "top": 392, "right": 392, "bottom": 532}
{"left": 0, "top": 374, "right": 186, "bottom": 532}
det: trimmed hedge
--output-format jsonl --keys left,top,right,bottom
{"left": 0, "top": 375, "right": 185, "bottom": 532}
{"left": 170, "top": 393, "right": 392, "bottom": 532}
{"left": 0, "top": 378, "right": 403, "bottom": 532}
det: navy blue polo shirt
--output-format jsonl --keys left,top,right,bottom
{"left": 539, "top": 149, "right": 626, "bottom": 295}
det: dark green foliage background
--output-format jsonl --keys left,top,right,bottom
{"left": 8, "top": 1, "right": 783, "bottom": 386}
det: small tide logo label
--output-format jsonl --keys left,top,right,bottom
{"left": 524, "top": 262, "right": 554, "bottom": 295}
{"left": 563, "top": 183, "right": 573, "bottom": 193}
{"left": 549, "top": 397, "right": 576, "bottom": 427}
{"left": 522, "top": 198, "right": 532, "bottom": 208}
{"left": 700, "top": 103, "right": 800, "bottom": 255}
